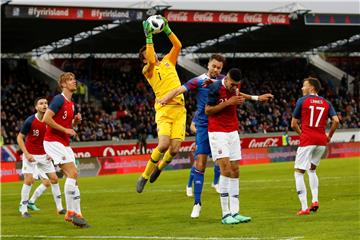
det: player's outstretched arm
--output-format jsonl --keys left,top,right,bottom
{"left": 43, "top": 109, "right": 76, "bottom": 137}
{"left": 162, "top": 16, "right": 182, "bottom": 65}
{"left": 327, "top": 115, "right": 340, "bottom": 142}
{"left": 240, "top": 92, "right": 274, "bottom": 102}
{"left": 291, "top": 117, "right": 302, "bottom": 135}
{"left": 157, "top": 86, "right": 187, "bottom": 105}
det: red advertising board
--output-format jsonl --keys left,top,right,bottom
{"left": 98, "top": 154, "right": 150, "bottom": 175}
{"left": 72, "top": 136, "right": 300, "bottom": 158}
{"left": 164, "top": 10, "right": 290, "bottom": 25}
{"left": 1, "top": 162, "right": 19, "bottom": 182}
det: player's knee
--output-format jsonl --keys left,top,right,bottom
{"left": 158, "top": 142, "right": 170, "bottom": 152}
{"left": 309, "top": 164, "right": 317, "bottom": 170}
{"left": 230, "top": 169, "right": 239, "bottom": 178}
{"left": 195, "top": 160, "right": 206, "bottom": 171}
{"left": 221, "top": 168, "right": 231, "bottom": 177}
{"left": 49, "top": 176, "right": 58, "bottom": 184}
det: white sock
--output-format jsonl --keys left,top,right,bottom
{"left": 51, "top": 183, "right": 64, "bottom": 211}
{"left": 308, "top": 170, "right": 319, "bottom": 202}
{"left": 64, "top": 178, "right": 76, "bottom": 212}
{"left": 74, "top": 185, "right": 82, "bottom": 215}
{"left": 219, "top": 175, "right": 231, "bottom": 217}
{"left": 20, "top": 184, "right": 32, "bottom": 213}
{"left": 294, "top": 172, "right": 308, "bottom": 210}
{"left": 229, "top": 178, "right": 239, "bottom": 215}
{"left": 29, "top": 183, "right": 47, "bottom": 204}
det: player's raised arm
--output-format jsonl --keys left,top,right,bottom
{"left": 141, "top": 21, "right": 157, "bottom": 78}
{"left": 162, "top": 17, "right": 182, "bottom": 66}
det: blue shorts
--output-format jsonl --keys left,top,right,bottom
{"left": 194, "top": 125, "right": 211, "bottom": 158}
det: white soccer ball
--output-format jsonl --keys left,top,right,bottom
{"left": 146, "top": 15, "right": 165, "bottom": 34}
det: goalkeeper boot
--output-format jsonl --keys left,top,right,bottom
{"left": 136, "top": 176, "right": 148, "bottom": 193}
{"left": 28, "top": 202, "right": 40, "bottom": 211}
{"left": 232, "top": 213, "right": 251, "bottom": 223}
{"left": 221, "top": 214, "right": 239, "bottom": 224}
{"left": 150, "top": 167, "right": 161, "bottom": 183}
{"left": 309, "top": 201, "right": 319, "bottom": 212}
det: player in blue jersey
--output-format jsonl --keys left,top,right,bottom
{"left": 158, "top": 54, "right": 226, "bottom": 218}
{"left": 186, "top": 111, "right": 220, "bottom": 197}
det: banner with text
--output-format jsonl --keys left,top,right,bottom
{"left": 164, "top": 10, "right": 290, "bottom": 25}
{"left": 5, "top": 5, "right": 144, "bottom": 21}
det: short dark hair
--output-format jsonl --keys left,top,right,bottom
{"left": 34, "top": 97, "right": 47, "bottom": 106}
{"left": 139, "top": 45, "right": 146, "bottom": 63}
{"left": 228, "top": 68, "right": 242, "bottom": 82}
{"left": 304, "top": 77, "right": 321, "bottom": 93}
{"left": 209, "top": 54, "right": 226, "bottom": 64}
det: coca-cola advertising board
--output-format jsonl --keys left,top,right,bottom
{"left": 164, "top": 10, "right": 289, "bottom": 25}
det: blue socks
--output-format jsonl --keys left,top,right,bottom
{"left": 194, "top": 168, "right": 204, "bottom": 205}
{"left": 213, "top": 164, "right": 220, "bottom": 185}
{"left": 187, "top": 166, "right": 196, "bottom": 188}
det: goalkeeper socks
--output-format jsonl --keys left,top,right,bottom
{"left": 142, "top": 147, "right": 163, "bottom": 179}
{"left": 158, "top": 150, "right": 174, "bottom": 170}
{"left": 219, "top": 175, "right": 231, "bottom": 217}
{"left": 308, "top": 170, "right": 319, "bottom": 202}
{"left": 29, "top": 183, "right": 47, "bottom": 204}
{"left": 51, "top": 183, "right": 64, "bottom": 211}
{"left": 295, "top": 172, "right": 308, "bottom": 210}
{"left": 64, "top": 178, "right": 76, "bottom": 212}
{"left": 187, "top": 166, "right": 196, "bottom": 188}
{"left": 229, "top": 178, "right": 240, "bottom": 215}
{"left": 213, "top": 164, "right": 220, "bottom": 185}
{"left": 193, "top": 168, "right": 204, "bottom": 205}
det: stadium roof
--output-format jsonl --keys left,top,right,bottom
{"left": 1, "top": 3, "right": 359, "bottom": 57}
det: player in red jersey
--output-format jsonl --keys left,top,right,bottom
{"left": 43, "top": 72, "right": 89, "bottom": 228}
{"left": 17, "top": 97, "right": 65, "bottom": 218}
{"left": 205, "top": 68, "right": 273, "bottom": 224}
{"left": 291, "top": 77, "right": 339, "bottom": 215}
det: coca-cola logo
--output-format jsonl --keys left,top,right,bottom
{"left": 267, "top": 14, "right": 287, "bottom": 24}
{"left": 193, "top": 12, "right": 214, "bottom": 22}
{"left": 248, "top": 138, "right": 279, "bottom": 148}
{"left": 219, "top": 13, "right": 238, "bottom": 23}
{"left": 243, "top": 13, "right": 263, "bottom": 23}
{"left": 166, "top": 11, "right": 188, "bottom": 21}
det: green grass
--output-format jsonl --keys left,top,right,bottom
{"left": 1, "top": 157, "right": 359, "bottom": 240}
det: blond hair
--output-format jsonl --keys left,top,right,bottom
{"left": 59, "top": 72, "right": 75, "bottom": 89}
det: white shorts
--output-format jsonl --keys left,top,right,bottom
{"left": 208, "top": 131, "right": 242, "bottom": 161}
{"left": 294, "top": 145, "right": 326, "bottom": 170}
{"left": 21, "top": 154, "right": 55, "bottom": 177}
{"left": 43, "top": 141, "right": 75, "bottom": 165}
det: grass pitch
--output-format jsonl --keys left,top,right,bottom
{"left": 1, "top": 157, "right": 359, "bottom": 240}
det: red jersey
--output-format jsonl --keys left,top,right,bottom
{"left": 293, "top": 94, "right": 336, "bottom": 146}
{"left": 44, "top": 93, "right": 74, "bottom": 146}
{"left": 207, "top": 79, "right": 239, "bottom": 132}
{"left": 20, "top": 114, "right": 46, "bottom": 155}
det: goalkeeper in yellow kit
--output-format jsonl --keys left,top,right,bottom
{"left": 136, "top": 16, "right": 186, "bottom": 193}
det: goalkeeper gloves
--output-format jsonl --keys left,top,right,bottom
{"left": 143, "top": 20, "right": 153, "bottom": 44}
{"left": 162, "top": 17, "right": 172, "bottom": 36}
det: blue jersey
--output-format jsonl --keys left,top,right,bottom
{"left": 183, "top": 74, "right": 224, "bottom": 127}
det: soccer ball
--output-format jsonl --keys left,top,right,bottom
{"left": 146, "top": 15, "right": 165, "bottom": 34}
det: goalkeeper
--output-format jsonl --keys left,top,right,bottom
{"left": 136, "top": 16, "right": 186, "bottom": 193}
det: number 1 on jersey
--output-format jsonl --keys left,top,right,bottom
{"left": 158, "top": 72, "right": 162, "bottom": 80}
{"left": 309, "top": 106, "right": 325, "bottom": 127}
